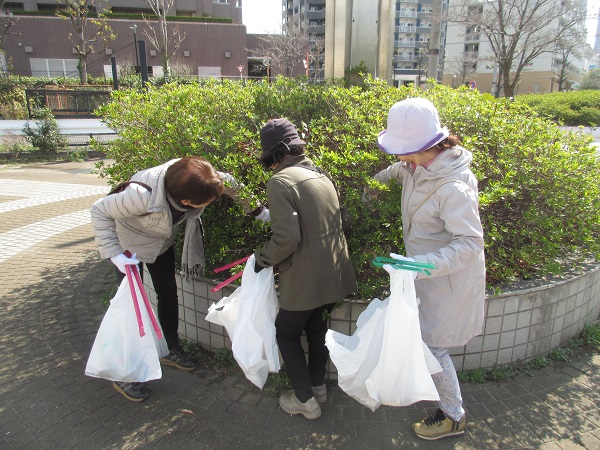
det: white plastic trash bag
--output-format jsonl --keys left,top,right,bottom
{"left": 85, "top": 266, "right": 169, "bottom": 382}
{"left": 326, "top": 266, "right": 442, "bottom": 411}
{"left": 206, "top": 255, "right": 280, "bottom": 389}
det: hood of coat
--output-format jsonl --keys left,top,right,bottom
{"left": 273, "top": 154, "right": 312, "bottom": 174}
{"left": 130, "top": 159, "right": 175, "bottom": 213}
{"left": 406, "top": 146, "right": 473, "bottom": 183}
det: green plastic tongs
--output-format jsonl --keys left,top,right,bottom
{"left": 372, "top": 256, "right": 437, "bottom": 275}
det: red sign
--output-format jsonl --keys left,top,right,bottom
{"left": 237, "top": 65, "right": 244, "bottom": 74}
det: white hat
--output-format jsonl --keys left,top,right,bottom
{"left": 378, "top": 97, "right": 449, "bottom": 155}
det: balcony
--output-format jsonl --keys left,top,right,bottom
{"left": 395, "top": 25, "right": 416, "bottom": 33}
{"left": 394, "top": 55, "right": 417, "bottom": 62}
{"left": 464, "top": 33, "right": 480, "bottom": 42}
{"left": 395, "top": 39, "right": 416, "bottom": 48}
{"left": 307, "top": 10, "right": 325, "bottom": 19}
{"left": 396, "top": 10, "right": 418, "bottom": 18}
{"left": 308, "top": 24, "right": 325, "bottom": 35}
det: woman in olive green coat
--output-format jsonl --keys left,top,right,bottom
{"left": 254, "top": 118, "right": 356, "bottom": 420}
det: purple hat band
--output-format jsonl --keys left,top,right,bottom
{"left": 377, "top": 130, "right": 448, "bottom": 155}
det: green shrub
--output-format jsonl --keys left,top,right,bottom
{"left": 22, "top": 107, "right": 69, "bottom": 153}
{"left": 458, "top": 368, "right": 487, "bottom": 383}
{"left": 517, "top": 91, "right": 600, "bottom": 126}
{"left": 581, "top": 322, "right": 600, "bottom": 351}
{"left": 94, "top": 78, "right": 600, "bottom": 298}
{"left": 527, "top": 356, "right": 549, "bottom": 370}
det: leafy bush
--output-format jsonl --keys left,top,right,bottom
{"left": 22, "top": 107, "right": 68, "bottom": 153}
{"left": 517, "top": 90, "right": 600, "bottom": 126}
{"left": 94, "top": 78, "right": 600, "bottom": 298}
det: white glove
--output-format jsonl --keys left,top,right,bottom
{"left": 254, "top": 207, "right": 271, "bottom": 222}
{"left": 390, "top": 253, "right": 415, "bottom": 262}
{"left": 110, "top": 253, "right": 140, "bottom": 274}
{"left": 390, "top": 253, "right": 417, "bottom": 279}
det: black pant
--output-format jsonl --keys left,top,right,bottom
{"left": 115, "top": 246, "right": 180, "bottom": 350}
{"left": 275, "top": 303, "right": 336, "bottom": 403}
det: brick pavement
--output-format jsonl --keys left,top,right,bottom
{"left": 0, "top": 160, "right": 598, "bottom": 449}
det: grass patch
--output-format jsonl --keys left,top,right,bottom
{"left": 262, "top": 369, "right": 292, "bottom": 397}
{"left": 211, "top": 347, "right": 240, "bottom": 374}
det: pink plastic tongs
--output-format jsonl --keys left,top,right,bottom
{"left": 211, "top": 255, "right": 251, "bottom": 292}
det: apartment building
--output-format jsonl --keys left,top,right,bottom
{"left": 284, "top": 0, "right": 446, "bottom": 86}
{"left": 442, "top": 0, "right": 588, "bottom": 94}
{"left": 282, "top": 0, "right": 326, "bottom": 79}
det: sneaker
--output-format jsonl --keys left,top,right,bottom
{"left": 112, "top": 381, "right": 151, "bottom": 402}
{"left": 160, "top": 346, "right": 197, "bottom": 371}
{"left": 279, "top": 390, "right": 322, "bottom": 419}
{"left": 311, "top": 384, "right": 327, "bottom": 404}
{"left": 413, "top": 409, "right": 466, "bottom": 440}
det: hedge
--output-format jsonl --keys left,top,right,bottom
{"left": 516, "top": 91, "right": 600, "bottom": 126}
{"left": 90, "top": 78, "right": 600, "bottom": 299}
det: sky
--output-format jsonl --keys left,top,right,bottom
{"left": 242, "top": 0, "right": 599, "bottom": 46}
{"left": 242, "top": 0, "right": 282, "bottom": 34}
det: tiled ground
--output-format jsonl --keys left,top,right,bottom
{"left": 0, "top": 160, "right": 598, "bottom": 449}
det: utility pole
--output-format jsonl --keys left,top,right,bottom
{"left": 130, "top": 24, "right": 139, "bottom": 78}
{"left": 427, "top": 0, "right": 443, "bottom": 83}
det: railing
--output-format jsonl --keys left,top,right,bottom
{"left": 65, "top": 133, "right": 119, "bottom": 147}
{"left": 396, "top": 10, "right": 418, "bottom": 18}
{"left": 395, "top": 40, "right": 416, "bottom": 47}
{"left": 25, "top": 89, "right": 112, "bottom": 119}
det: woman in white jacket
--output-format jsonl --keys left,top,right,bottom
{"left": 91, "top": 156, "right": 269, "bottom": 402}
{"left": 364, "top": 98, "right": 485, "bottom": 441}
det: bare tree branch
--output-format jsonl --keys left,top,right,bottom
{"left": 56, "top": 0, "right": 115, "bottom": 84}
{"left": 0, "top": 0, "right": 20, "bottom": 53}
{"left": 449, "top": 0, "right": 587, "bottom": 97}
{"left": 249, "top": 23, "right": 309, "bottom": 77}
{"left": 142, "top": 0, "right": 186, "bottom": 79}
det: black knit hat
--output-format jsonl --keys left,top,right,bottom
{"left": 260, "top": 118, "right": 305, "bottom": 153}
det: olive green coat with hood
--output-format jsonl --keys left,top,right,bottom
{"left": 255, "top": 155, "right": 357, "bottom": 311}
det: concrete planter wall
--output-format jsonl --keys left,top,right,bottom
{"left": 145, "top": 263, "right": 600, "bottom": 374}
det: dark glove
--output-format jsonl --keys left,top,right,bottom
{"left": 254, "top": 260, "right": 266, "bottom": 273}
{"left": 250, "top": 205, "right": 270, "bottom": 222}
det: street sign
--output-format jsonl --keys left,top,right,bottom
{"left": 469, "top": 80, "right": 476, "bottom": 89}
{"left": 237, "top": 65, "right": 244, "bottom": 74}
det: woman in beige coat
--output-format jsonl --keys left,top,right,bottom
{"left": 365, "top": 98, "right": 485, "bottom": 441}
{"left": 254, "top": 118, "right": 357, "bottom": 420}
{"left": 91, "top": 156, "right": 269, "bottom": 402}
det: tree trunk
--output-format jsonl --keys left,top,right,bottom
{"left": 78, "top": 57, "right": 88, "bottom": 85}
{"left": 161, "top": 52, "right": 170, "bottom": 79}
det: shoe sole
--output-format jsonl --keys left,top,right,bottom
{"left": 112, "top": 383, "right": 151, "bottom": 402}
{"left": 279, "top": 400, "right": 322, "bottom": 419}
{"left": 414, "top": 430, "right": 465, "bottom": 441}
{"left": 160, "top": 358, "right": 197, "bottom": 371}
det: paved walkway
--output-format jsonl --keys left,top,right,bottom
{"left": 0, "top": 160, "right": 599, "bottom": 450}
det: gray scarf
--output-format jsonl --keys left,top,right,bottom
{"left": 181, "top": 216, "right": 205, "bottom": 280}
{"left": 167, "top": 194, "right": 206, "bottom": 280}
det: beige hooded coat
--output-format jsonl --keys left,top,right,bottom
{"left": 90, "top": 159, "right": 250, "bottom": 265}
{"left": 367, "top": 147, "right": 485, "bottom": 348}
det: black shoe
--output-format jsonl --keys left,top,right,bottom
{"left": 112, "top": 381, "right": 152, "bottom": 402}
{"left": 160, "top": 346, "right": 198, "bottom": 370}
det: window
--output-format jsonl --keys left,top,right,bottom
{"left": 30, "top": 59, "right": 78, "bottom": 78}
{"left": 213, "top": 0, "right": 229, "bottom": 3}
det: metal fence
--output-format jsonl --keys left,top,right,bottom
{"left": 65, "top": 132, "right": 119, "bottom": 147}
{"left": 25, "top": 89, "right": 112, "bottom": 119}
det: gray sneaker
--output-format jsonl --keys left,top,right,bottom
{"left": 112, "top": 381, "right": 151, "bottom": 402}
{"left": 279, "top": 390, "right": 321, "bottom": 419}
{"left": 311, "top": 384, "right": 327, "bottom": 403}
